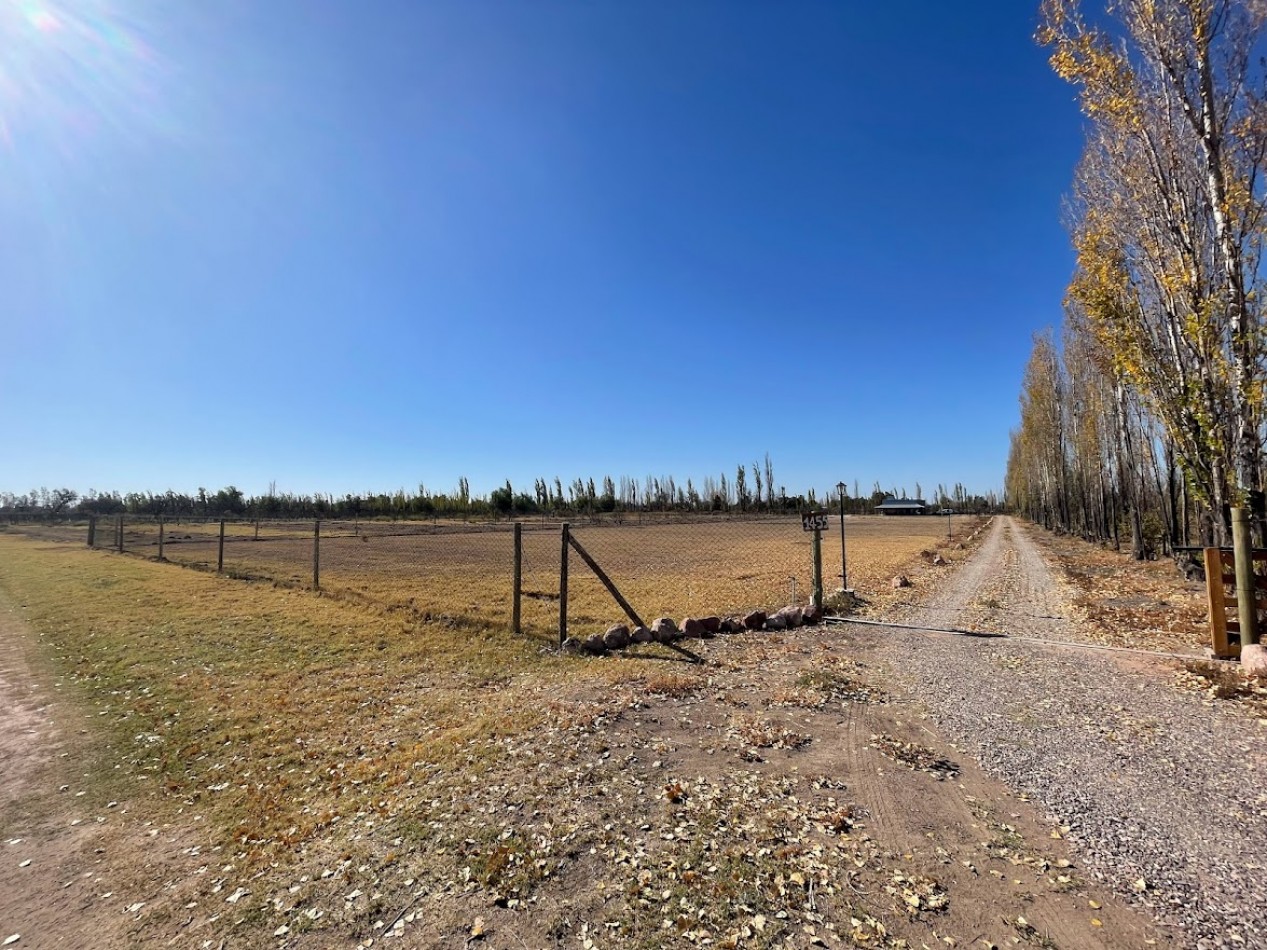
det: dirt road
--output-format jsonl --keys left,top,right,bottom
{"left": 0, "top": 595, "right": 128, "bottom": 949}
{"left": 863, "top": 515, "right": 1267, "bottom": 949}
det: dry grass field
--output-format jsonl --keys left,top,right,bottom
{"left": 9, "top": 515, "right": 976, "bottom": 638}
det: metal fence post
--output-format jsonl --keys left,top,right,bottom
{"left": 217, "top": 519, "right": 226, "bottom": 572}
{"left": 512, "top": 522, "right": 522, "bottom": 635}
{"left": 559, "top": 523, "right": 570, "bottom": 648}
{"left": 1232, "top": 506, "right": 1258, "bottom": 645}
{"left": 313, "top": 520, "right": 321, "bottom": 590}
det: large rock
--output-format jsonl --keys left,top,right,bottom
{"left": 891, "top": 574, "right": 912, "bottom": 589}
{"left": 801, "top": 603, "right": 823, "bottom": 625}
{"left": 764, "top": 613, "right": 788, "bottom": 631}
{"left": 603, "top": 625, "right": 631, "bottom": 650}
{"left": 1243, "top": 643, "right": 1267, "bottom": 678}
{"left": 651, "top": 617, "right": 679, "bottom": 642}
{"left": 722, "top": 616, "right": 746, "bottom": 634}
{"left": 775, "top": 606, "right": 804, "bottom": 629}
{"left": 743, "top": 610, "right": 768, "bottom": 631}
{"left": 630, "top": 625, "right": 654, "bottom": 644}
{"left": 681, "top": 617, "right": 707, "bottom": 638}
{"left": 700, "top": 616, "right": 722, "bottom": 634}
{"left": 560, "top": 637, "right": 585, "bottom": 655}
{"left": 584, "top": 634, "right": 609, "bottom": 654}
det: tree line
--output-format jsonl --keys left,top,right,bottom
{"left": 1008, "top": 0, "right": 1267, "bottom": 557}
{"left": 2, "top": 458, "right": 998, "bottom": 522}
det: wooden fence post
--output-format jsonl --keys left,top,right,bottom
{"left": 811, "top": 526, "right": 824, "bottom": 611}
{"left": 116, "top": 515, "right": 124, "bottom": 553}
{"left": 158, "top": 519, "right": 165, "bottom": 561}
{"left": 87, "top": 516, "right": 96, "bottom": 548}
{"left": 1204, "top": 547, "right": 1235, "bottom": 657}
{"left": 559, "top": 523, "right": 570, "bottom": 648}
{"left": 313, "top": 520, "right": 321, "bottom": 590}
{"left": 217, "top": 520, "right": 226, "bottom": 572}
{"left": 512, "top": 522, "right": 522, "bottom": 635}
{"left": 1232, "top": 507, "right": 1259, "bottom": 646}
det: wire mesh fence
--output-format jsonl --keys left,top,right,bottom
{"left": 56, "top": 513, "right": 827, "bottom": 639}
{"left": 3, "top": 511, "right": 973, "bottom": 645}
{"left": 563, "top": 518, "right": 818, "bottom": 631}
{"left": 78, "top": 516, "right": 524, "bottom": 629}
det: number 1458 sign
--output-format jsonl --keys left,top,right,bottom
{"left": 801, "top": 512, "right": 830, "bottom": 532}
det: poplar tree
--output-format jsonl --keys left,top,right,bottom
{"left": 1040, "top": 0, "right": 1267, "bottom": 540}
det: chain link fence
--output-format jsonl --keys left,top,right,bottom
{"left": 3, "top": 511, "right": 969, "bottom": 644}
{"left": 48, "top": 513, "right": 824, "bottom": 640}
{"left": 563, "top": 517, "right": 817, "bottom": 630}
{"left": 76, "top": 515, "right": 519, "bottom": 630}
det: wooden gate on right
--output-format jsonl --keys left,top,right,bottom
{"left": 1204, "top": 547, "right": 1267, "bottom": 659}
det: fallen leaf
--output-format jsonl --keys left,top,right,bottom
{"left": 471, "top": 916, "right": 486, "bottom": 938}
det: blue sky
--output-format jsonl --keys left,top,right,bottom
{"left": 1, "top": 0, "right": 1083, "bottom": 502}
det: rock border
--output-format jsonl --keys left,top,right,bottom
{"left": 568, "top": 604, "right": 826, "bottom": 656}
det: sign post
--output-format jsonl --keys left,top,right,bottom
{"left": 802, "top": 512, "right": 828, "bottom": 611}
{"left": 835, "top": 481, "right": 848, "bottom": 591}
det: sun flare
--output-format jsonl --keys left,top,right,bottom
{"left": 0, "top": 0, "right": 164, "bottom": 154}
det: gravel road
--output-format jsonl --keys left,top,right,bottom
{"left": 856, "top": 516, "right": 1267, "bottom": 949}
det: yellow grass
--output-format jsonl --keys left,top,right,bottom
{"left": 0, "top": 533, "right": 548, "bottom": 791}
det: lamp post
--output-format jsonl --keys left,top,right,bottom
{"left": 836, "top": 481, "right": 848, "bottom": 591}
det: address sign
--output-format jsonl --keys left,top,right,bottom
{"left": 801, "top": 512, "right": 830, "bottom": 532}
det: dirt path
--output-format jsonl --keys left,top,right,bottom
{"left": 862, "top": 516, "right": 1267, "bottom": 949}
{"left": 0, "top": 594, "right": 127, "bottom": 950}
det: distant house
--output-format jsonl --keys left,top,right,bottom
{"left": 874, "top": 496, "right": 928, "bottom": 516}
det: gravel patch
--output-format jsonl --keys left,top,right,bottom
{"left": 854, "top": 516, "right": 1267, "bottom": 949}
